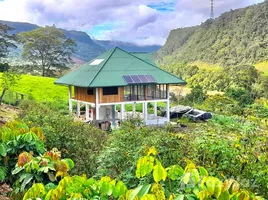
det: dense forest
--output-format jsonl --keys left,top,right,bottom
{"left": 156, "top": 1, "right": 268, "bottom": 66}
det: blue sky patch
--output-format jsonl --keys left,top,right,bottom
{"left": 147, "top": 1, "right": 176, "bottom": 12}
{"left": 87, "top": 21, "right": 121, "bottom": 38}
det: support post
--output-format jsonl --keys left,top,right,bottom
{"left": 132, "top": 103, "right": 136, "bottom": 116}
{"left": 121, "top": 104, "right": 125, "bottom": 120}
{"left": 77, "top": 101, "right": 81, "bottom": 117}
{"left": 166, "top": 84, "right": 170, "bottom": 121}
{"left": 86, "top": 104, "right": 89, "bottom": 121}
{"left": 112, "top": 105, "right": 116, "bottom": 126}
{"left": 68, "top": 85, "right": 72, "bottom": 112}
{"left": 95, "top": 88, "right": 99, "bottom": 120}
{"left": 144, "top": 102, "right": 148, "bottom": 123}
{"left": 154, "top": 102, "right": 157, "bottom": 116}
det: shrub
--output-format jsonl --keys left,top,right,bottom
{"left": 19, "top": 100, "right": 108, "bottom": 176}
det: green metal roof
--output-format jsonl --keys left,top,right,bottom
{"left": 54, "top": 47, "right": 186, "bottom": 87}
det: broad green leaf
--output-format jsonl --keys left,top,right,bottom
{"left": 62, "top": 158, "right": 75, "bottom": 170}
{"left": 174, "top": 194, "right": 184, "bottom": 200}
{"left": 129, "top": 185, "right": 143, "bottom": 200}
{"left": 218, "top": 191, "right": 230, "bottom": 200}
{"left": 214, "top": 179, "right": 223, "bottom": 198}
{"left": 153, "top": 161, "right": 167, "bottom": 183}
{"left": 197, "top": 166, "right": 208, "bottom": 177}
{"left": 191, "top": 169, "right": 200, "bottom": 184}
{"left": 136, "top": 156, "right": 154, "bottom": 178}
{"left": 137, "top": 184, "right": 151, "bottom": 198}
{"left": 166, "top": 165, "right": 184, "bottom": 181}
{"left": 113, "top": 181, "right": 127, "bottom": 198}
{"left": 140, "top": 194, "right": 156, "bottom": 200}
{"left": 0, "top": 143, "right": 7, "bottom": 156}
{"left": 183, "top": 172, "right": 191, "bottom": 184}
{"left": 12, "top": 166, "right": 24, "bottom": 175}
{"left": 21, "top": 174, "right": 34, "bottom": 191}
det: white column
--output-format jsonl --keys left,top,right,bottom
{"left": 85, "top": 104, "right": 89, "bottom": 121}
{"left": 77, "top": 101, "right": 81, "bottom": 117}
{"left": 144, "top": 102, "right": 148, "bottom": 123}
{"left": 121, "top": 104, "right": 125, "bottom": 120}
{"left": 132, "top": 103, "right": 136, "bottom": 116}
{"left": 154, "top": 102, "right": 157, "bottom": 116}
{"left": 166, "top": 84, "right": 170, "bottom": 121}
{"left": 68, "top": 85, "right": 72, "bottom": 112}
{"left": 95, "top": 88, "right": 99, "bottom": 120}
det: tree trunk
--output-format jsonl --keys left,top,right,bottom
{"left": 0, "top": 88, "right": 7, "bottom": 106}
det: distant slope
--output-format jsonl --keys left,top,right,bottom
{"left": 0, "top": 20, "right": 161, "bottom": 65}
{"left": 95, "top": 40, "right": 161, "bottom": 53}
{"left": 156, "top": 1, "right": 268, "bottom": 66}
{"left": 0, "top": 20, "right": 106, "bottom": 62}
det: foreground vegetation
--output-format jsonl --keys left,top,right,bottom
{"left": 0, "top": 120, "right": 265, "bottom": 199}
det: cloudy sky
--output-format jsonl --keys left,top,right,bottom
{"left": 0, "top": 0, "right": 264, "bottom": 45}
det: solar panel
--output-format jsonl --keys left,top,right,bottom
{"left": 123, "top": 75, "right": 156, "bottom": 84}
{"left": 123, "top": 75, "right": 134, "bottom": 84}
{"left": 145, "top": 75, "right": 156, "bottom": 83}
{"left": 131, "top": 75, "right": 142, "bottom": 83}
{"left": 138, "top": 75, "right": 149, "bottom": 83}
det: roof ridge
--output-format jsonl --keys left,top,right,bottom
{"left": 87, "top": 47, "right": 117, "bottom": 87}
{"left": 117, "top": 47, "right": 186, "bottom": 84}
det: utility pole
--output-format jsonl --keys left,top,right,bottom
{"left": 210, "top": 0, "right": 215, "bottom": 19}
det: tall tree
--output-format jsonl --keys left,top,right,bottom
{"left": 0, "top": 23, "right": 16, "bottom": 60}
{"left": 18, "top": 26, "right": 76, "bottom": 77}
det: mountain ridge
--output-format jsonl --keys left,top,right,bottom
{"left": 156, "top": 1, "right": 268, "bottom": 67}
{"left": 0, "top": 20, "right": 161, "bottom": 64}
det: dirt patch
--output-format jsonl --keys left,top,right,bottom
{"left": 0, "top": 104, "right": 20, "bottom": 126}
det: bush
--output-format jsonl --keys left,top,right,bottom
{"left": 226, "top": 87, "right": 254, "bottom": 106}
{"left": 19, "top": 100, "right": 108, "bottom": 176}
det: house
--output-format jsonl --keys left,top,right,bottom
{"left": 54, "top": 47, "right": 186, "bottom": 127}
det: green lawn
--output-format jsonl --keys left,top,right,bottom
{"left": 0, "top": 73, "right": 69, "bottom": 103}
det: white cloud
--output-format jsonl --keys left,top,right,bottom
{"left": 0, "top": 0, "right": 264, "bottom": 45}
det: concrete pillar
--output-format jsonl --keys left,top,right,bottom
{"left": 121, "top": 104, "right": 125, "bottom": 120}
{"left": 85, "top": 104, "right": 89, "bottom": 121}
{"left": 144, "top": 102, "right": 148, "bottom": 122}
{"left": 68, "top": 86, "right": 72, "bottom": 112}
{"left": 77, "top": 101, "right": 81, "bottom": 117}
{"left": 154, "top": 102, "right": 157, "bottom": 116}
{"left": 132, "top": 103, "right": 136, "bottom": 116}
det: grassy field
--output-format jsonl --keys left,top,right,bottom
{"left": 0, "top": 73, "right": 69, "bottom": 103}
{"left": 189, "top": 61, "right": 221, "bottom": 71}
{"left": 255, "top": 61, "right": 268, "bottom": 75}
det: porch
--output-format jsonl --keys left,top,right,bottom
{"left": 69, "top": 99, "right": 170, "bottom": 128}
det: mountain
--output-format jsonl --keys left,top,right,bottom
{"left": 155, "top": 1, "right": 268, "bottom": 67}
{"left": 95, "top": 40, "right": 161, "bottom": 53}
{"left": 0, "top": 20, "right": 106, "bottom": 63}
{"left": 0, "top": 20, "right": 161, "bottom": 65}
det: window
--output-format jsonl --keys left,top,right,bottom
{"left": 103, "top": 87, "right": 118, "bottom": 95}
{"left": 87, "top": 88, "right": 94, "bottom": 95}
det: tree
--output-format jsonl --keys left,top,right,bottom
{"left": 0, "top": 70, "right": 21, "bottom": 105}
{"left": 18, "top": 26, "right": 76, "bottom": 77}
{"left": 0, "top": 23, "right": 16, "bottom": 59}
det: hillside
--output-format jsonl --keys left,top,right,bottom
{"left": 0, "top": 20, "right": 161, "bottom": 64}
{"left": 156, "top": 1, "right": 268, "bottom": 67}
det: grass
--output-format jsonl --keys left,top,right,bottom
{"left": 0, "top": 73, "right": 69, "bottom": 103}
{"left": 255, "top": 61, "right": 268, "bottom": 76}
{"left": 189, "top": 61, "right": 221, "bottom": 71}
